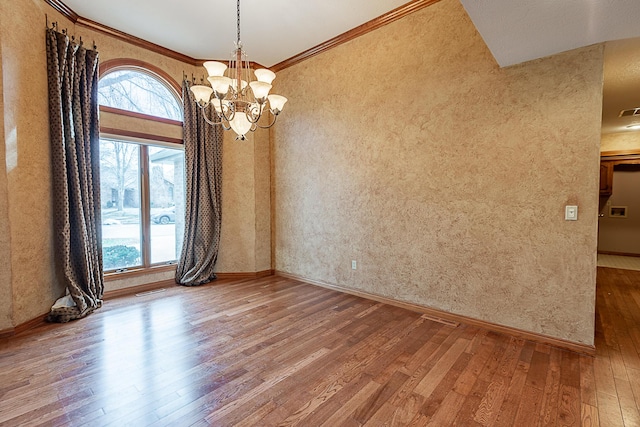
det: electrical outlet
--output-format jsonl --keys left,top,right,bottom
{"left": 351, "top": 260, "right": 357, "bottom": 270}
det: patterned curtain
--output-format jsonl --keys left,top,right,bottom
{"left": 46, "top": 28, "right": 103, "bottom": 322}
{"left": 175, "top": 81, "right": 224, "bottom": 286}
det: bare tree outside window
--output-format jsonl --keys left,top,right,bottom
{"left": 100, "top": 140, "right": 141, "bottom": 270}
{"left": 99, "top": 70, "right": 182, "bottom": 121}
{"left": 100, "top": 140, "right": 138, "bottom": 212}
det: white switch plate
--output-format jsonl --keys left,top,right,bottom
{"left": 351, "top": 260, "right": 357, "bottom": 270}
{"left": 565, "top": 205, "right": 578, "bottom": 221}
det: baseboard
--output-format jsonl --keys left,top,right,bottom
{"left": 14, "top": 313, "right": 49, "bottom": 335}
{"left": 0, "top": 327, "right": 14, "bottom": 339}
{"left": 275, "top": 271, "right": 596, "bottom": 356}
{"left": 598, "top": 250, "right": 640, "bottom": 258}
{"left": 216, "top": 270, "right": 274, "bottom": 279}
{"left": 257, "top": 269, "right": 275, "bottom": 278}
{"left": 0, "top": 313, "right": 49, "bottom": 339}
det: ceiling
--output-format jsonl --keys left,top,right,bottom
{"left": 58, "top": 0, "right": 640, "bottom": 135}
{"left": 459, "top": 0, "right": 640, "bottom": 68}
{"left": 602, "top": 37, "right": 640, "bottom": 135}
{"left": 62, "top": 0, "right": 415, "bottom": 67}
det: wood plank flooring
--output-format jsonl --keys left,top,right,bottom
{"left": 0, "top": 268, "right": 639, "bottom": 426}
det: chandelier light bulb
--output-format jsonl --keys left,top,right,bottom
{"left": 267, "top": 94, "right": 287, "bottom": 114}
{"left": 229, "top": 112, "right": 253, "bottom": 139}
{"left": 190, "top": 85, "right": 213, "bottom": 104}
{"left": 249, "top": 81, "right": 272, "bottom": 101}
{"left": 207, "top": 76, "right": 232, "bottom": 97}
{"left": 255, "top": 69, "right": 276, "bottom": 84}
{"left": 203, "top": 61, "right": 228, "bottom": 77}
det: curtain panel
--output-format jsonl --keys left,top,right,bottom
{"left": 46, "top": 28, "right": 104, "bottom": 322}
{"left": 176, "top": 81, "right": 224, "bottom": 286}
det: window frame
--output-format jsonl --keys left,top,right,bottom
{"left": 98, "top": 59, "right": 184, "bottom": 279}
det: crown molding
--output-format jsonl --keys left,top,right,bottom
{"left": 271, "top": 0, "right": 442, "bottom": 72}
{"left": 77, "top": 16, "right": 199, "bottom": 65}
{"left": 43, "top": 0, "right": 267, "bottom": 68}
{"left": 44, "top": 0, "right": 78, "bottom": 22}
{"left": 44, "top": 0, "right": 201, "bottom": 65}
{"left": 44, "top": 0, "right": 439, "bottom": 71}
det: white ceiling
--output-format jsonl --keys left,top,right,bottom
{"left": 63, "top": 0, "right": 413, "bottom": 67}
{"left": 61, "top": 0, "right": 640, "bottom": 134}
{"left": 459, "top": 0, "right": 640, "bottom": 68}
{"left": 602, "top": 38, "right": 640, "bottom": 135}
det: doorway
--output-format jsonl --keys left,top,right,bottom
{"left": 598, "top": 156, "right": 640, "bottom": 270}
{"left": 599, "top": 36, "right": 640, "bottom": 271}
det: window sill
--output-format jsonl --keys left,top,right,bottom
{"left": 104, "top": 264, "right": 176, "bottom": 282}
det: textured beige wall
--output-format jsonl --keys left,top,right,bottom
{"left": 212, "top": 126, "right": 271, "bottom": 275}
{"left": 254, "top": 125, "right": 271, "bottom": 272}
{"left": 78, "top": 29, "right": 190, "bottom": 86}
{"left": 213, "top": 120, "right": 271, "bottom": 274}
{"left": 1, "top": 0, "right": 67, "bottom": 325}
{"left": 217, "top": 132, "right": 257, "bottom": 272}
{"left": 273, "top": 0, "right": 603, "bottom": 345}
{"left": 601, "top": 132, "right": 640, "bottom": 152}
{"left": 0, "top": 14, "right": 14, "bottom": 330}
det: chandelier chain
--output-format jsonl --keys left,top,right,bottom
{"left": 236, "top": 0, "right": 241, "bottom": 45}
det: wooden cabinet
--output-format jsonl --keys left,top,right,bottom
{"left": 600, "top": 151, "right": 640, "bottom": 197}
{"left": 600, "top": 161, "right": 613, "bottom": 196}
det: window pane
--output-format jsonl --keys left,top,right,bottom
{"left": 98, "top": 70, "right": 182, "bottom": 121}
{"left": 149, "top": 146, "right": 185, "bottom": 264}
{"left": 100, "top": 140, "right": 142, "bottom": 270}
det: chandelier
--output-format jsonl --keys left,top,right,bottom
{"left": 190, "top": 0, "right": 287, "bottom": 140}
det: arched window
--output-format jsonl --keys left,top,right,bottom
{"left": 99, "top": 68, "right": 182, "bottom": 121}
{"left": 98, "top": 61, "right": 185, "bottom": 274}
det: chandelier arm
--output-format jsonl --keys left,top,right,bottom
{"left": 200, "top": 106, "right": 222, "bottom": 126}
{"left": 199, "top": 105, "right": 232, "bottom": 131}
{"left": 218, "top": 103, "right": 236, "bottom": 123}
{"left": 255, "top": 113, "right": 278, "bottom": 129}
{"left": 245, "top": 106, "right": 262, "bottom": 124}
{"left": 212, "top": 111, "right": 233, "bottom": 131}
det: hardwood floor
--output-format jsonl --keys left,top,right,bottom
{"left": 0, "top": 268, "right": 639, "bottom": 426}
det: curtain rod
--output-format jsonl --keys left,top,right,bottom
{"left": 46, "top": 14, "right": 97, "bottom": 50}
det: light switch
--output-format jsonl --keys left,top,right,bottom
{"left": 565, "top": 205, "right": 578, "bottom": 221}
